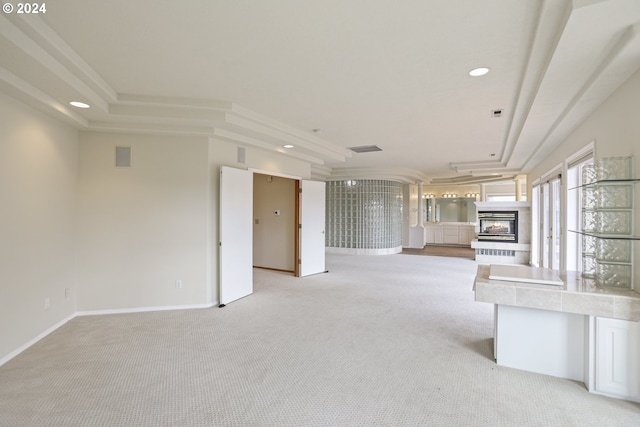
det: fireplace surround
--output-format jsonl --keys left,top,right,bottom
{"left": 472, "top": 202, "right": 530, "bottom": 265}
{"left": 478, "top": 211, "right": 518, "bottom": 243}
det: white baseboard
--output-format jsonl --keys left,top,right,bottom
{"left": 1, "top": 301, "right": 219, "bottom": 367}
{"left": 76, "top": 302, "right": 218, "bottom": 317}
{"left": 0, "top": 313, "right": 76, "bottom": 367}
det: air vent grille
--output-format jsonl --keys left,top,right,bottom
{"left": 348, "top": 145, "right": 382, "bottom": 153}
{"left": 115, "top": 146, "right": 131, "bottom": 167}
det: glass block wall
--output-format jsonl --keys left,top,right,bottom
{"left": 326, "top": 180, "right": 403, "bottom": 249}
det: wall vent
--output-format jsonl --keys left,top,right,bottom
{"left": 348, "top": 145, "right": 382, "bottom": 153}
{"left": 115, "top": 146, "right": 131, "bottom": 167}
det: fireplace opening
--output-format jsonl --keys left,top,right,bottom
{"left": 478, "top": 211, "right": 518, "bottom": 243}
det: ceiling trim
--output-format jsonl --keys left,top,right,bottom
{"left": 499, "top": 0, "right": 573, "bottom": 168}
{"left": 328, "top": 167, "right": 430, "bottom": 184}
{"left": 0, "top": 65, "right": 88, "bottom": 127}
{"left": 0, "top": 13, "right": 352, "bottom": 167}
{"left": 1, "top": 14, "right": 110, "bottom": 111}
{"left": 14, "top": 14, "right": 117, "bottom": 103}
{"left": 212, "top": 128, "right": 325, "bottom": 165}
{"left": 521, "top": 22, "right": 640, "bottom": 170}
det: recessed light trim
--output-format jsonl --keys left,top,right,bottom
{"left": 469, "top": 67, "right": 490, "bottom": 77}
{"left": 283, "top": 144, "right": 294, "bottom": 149}
{"left": 69, "top": 101, "right": 90, "bottom": 108}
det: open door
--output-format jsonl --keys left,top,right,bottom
{"left": 219, "top": 166, "right": 253, "bottom": 305}
{"left": 299, "top": 180, "right": 326, "bottom": 277}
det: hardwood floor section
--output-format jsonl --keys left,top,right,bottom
{"left": 401, "top": 245, "right": 475, "bottom": 260}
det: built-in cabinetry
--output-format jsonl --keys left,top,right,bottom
{"left": 592, "top": 317, "right": 640, "bottom": 401}
{"left": 474, "top": 265, "right": 640, "bottom": 402}
{"left": 424, "top": 223, "right": 475, "bottom": 246}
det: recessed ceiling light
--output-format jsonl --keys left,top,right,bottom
{"left": 69, "top": 101, "right": 90, "bottom": 108}
{"left": 283, "top": 144, "right": 294, "bottom": 149}
{"left": 469, "top": 67, "right": 490, "bottom": 77}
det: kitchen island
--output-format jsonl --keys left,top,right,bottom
{"left": 474, "top": 264, "right": 640, "bottom": 402}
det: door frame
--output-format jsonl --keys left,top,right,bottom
{"left": 249, "top": 169, "right": 302, "bottom": 276}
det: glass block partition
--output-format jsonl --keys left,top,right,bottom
{"left": 326, "top": 180, "right": 403, "bottom": 251}
{"left": 580, "top": 156, "right": 636, "bottom": 289}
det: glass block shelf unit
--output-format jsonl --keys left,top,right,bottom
{"left": 573, "top": 157, "right": 637, "bottom": 289}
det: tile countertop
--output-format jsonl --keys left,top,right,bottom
{"left": 473, "top": 265, "right": 640, "bottom": 321}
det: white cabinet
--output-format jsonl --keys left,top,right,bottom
{"left": 424, "top": 223, "right": 474, "bottom": 246}
{"left": 458, "top": 227, "right": 472, "bottom": 245}
{"left": 595, "top": 317, "right": 640, "bottom": 401}
{"left": 443, "top": 226, "right": 458, "bottom": 244}
{"left": 425, "top": 226, "right": 435, "bottom": 244}
{"left": 434, "top": 228, "right": 444, "bottom": 244}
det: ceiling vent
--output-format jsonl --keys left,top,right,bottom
{"left": 492, "top": 109, "right": 503, "bottom": 118}
{"left": 348, "top": 145, "right": 382, "bottom": 153}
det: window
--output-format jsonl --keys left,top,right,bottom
{"left": 566, "top": 147, "right": 594, "bottom": 272}
{"left": 531, "top": 185, "right": 540, "bottom": 267}
{"left": 531, "top": 143, "right": 594, "bottom": 271}
{"left": 531, "top": 169, "right": 561, "bottom": 269}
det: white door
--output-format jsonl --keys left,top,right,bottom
{"left": 300, "top": 180, "right": 326, "bottom": 277}
{"left": 219, "top": 166, "right": 253, "bottom": 305}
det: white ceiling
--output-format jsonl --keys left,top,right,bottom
{"left": 2, "top": 0, "right": 640, "bottom": 183}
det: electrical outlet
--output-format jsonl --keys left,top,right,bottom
{"left": 175, "top": 280, "right": 183, "bottom": 289}
{"left": 65, "top": 288, "right": 70, "bottom": 299}
{"left": 44, "top": 297, "right": 50, "bottom": 310}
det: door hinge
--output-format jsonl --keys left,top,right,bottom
{"left": 298, "top": 224, "right": 302, "bottom": 229}
{"left": 298, "top": 259, "right": 301, "bottom": 264}
{"left": 299, "top": 188, "right": 302, "bottom": 193}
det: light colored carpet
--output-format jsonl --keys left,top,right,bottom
{"left": 0, "top": 254, "right": 639, "bottom": 426}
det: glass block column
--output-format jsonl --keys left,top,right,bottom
{"left": 326, "top": 180, "right": 403, "bottom": 254}
{"left": 581, "top": 157, "right": 635, "bottom": 289}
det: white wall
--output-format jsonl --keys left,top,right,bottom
{"left": 77, "top": 132, "right": 211, "bottom": 311}
{"left": 77, "top": 135, "right": 313, "bottom": 312}
{"left": 253, "top": 174, "right": 296, "bottom": 271}
{"left": 0, "top": 93, "right": 78, "bottom": 362}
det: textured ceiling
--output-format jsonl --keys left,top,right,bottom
{"left": 1, "top": 0, "right": 639, "bottom": 183}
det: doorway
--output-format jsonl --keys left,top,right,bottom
{"left": 253, "top": 173, "right": 297, "bottom": 274}
{"left": 219, "top": 166, "right": 327, "bottom": 305}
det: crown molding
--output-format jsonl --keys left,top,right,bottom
{"left": 0, "top": 14, "right": 351, "bottom": 167}
{"left": 327, "top": 167, "right": 430, "bottom": 184}
{"left": 0, "top": 65, "right": 88, "bottom": 127}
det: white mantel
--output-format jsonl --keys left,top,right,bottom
{"left": 475, "top": 201, "right": 531, "bottom": 210}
